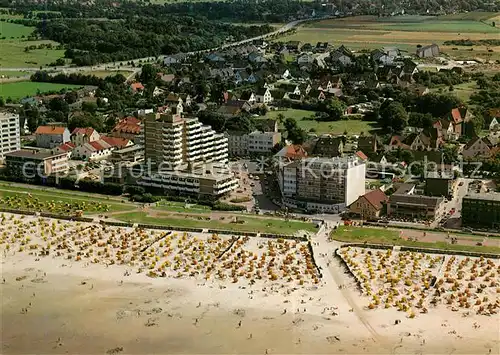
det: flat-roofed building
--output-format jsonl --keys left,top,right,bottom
{"left": 110, "top": 145, "right": 144, "bottom": 163}
{"left": 4, "top": 150, "right": 68, "bottom": 180}
{"left": 387, "top": 183, "right": 444, "bottom": 219}
{"left": 462, "top": 193, "right": 500, "bottom": 229}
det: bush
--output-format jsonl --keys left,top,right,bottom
{"left": 230, "top": 196, "right": 252, "bottom": 203}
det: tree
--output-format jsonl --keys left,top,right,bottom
{"left": 326, "top": 98, "right": 346, "bottom": 121}
{"left": 284, "top": 117, "right": 307, "bottom": 144}
{"left": 140, "top": 64, "right": 158, "bottom": 85}
{"left": 64, "top": 91, "right": 78, "bottom": 104}
{"left": 379, "top": 100, "right": 408, "bottom": 133}
{"left": 0, "top": 97, "right": 4, "bottom": 107}
{"left": 408, "top": 112, "right": 433, "bottom": 130}
{"left": 82, "top": 101, "right": 98, "bottom": 114}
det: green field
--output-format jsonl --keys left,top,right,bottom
{"left": 153, "top": 200, "right": 212, "bottom": 214}
{"left": 264, "top": 109, "right": 379, "bottom": 135}
{"left": 0, "top": 40, "right": 65, "bottom": 68}
{"left": 114, "top": 211, "right": 317, "bottom": 235}
{"left": 0, "top": 184, "right": 135, "bottom": 215}
{"left": 331, "top": 226, "right": 500, "bottom": 254}
{"left": 0, "top": 70, "right": 30, "bottom": 78}
{"left": 0, "top": 81, "right": 82, "bottom": 99}
{"left": 430, "top": 81, "right": 477, "bottom": 103}
{"left": 0, "top": 21, "right": 34, "bottom": 38}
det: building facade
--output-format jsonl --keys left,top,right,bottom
{"left": 278, "top": 156, "right": 366, "bottom": 208}
{"left": 5, "top": 150, "right": 69, "bottom": 180}
{"left": 35, "top": 126, "right": 71, "bottom": 149}
{"left": 462, "top": 193, "right": 500, "bottom": 229}
{"left": 141, "top": 113, "right": 235, "bottom": 198}
{"left": 0, "top": 112, "right": 21, "bottom": 162}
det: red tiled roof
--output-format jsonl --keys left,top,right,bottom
{"left": 355, "top": 151, "right": 368, "bottom": 161}
{"left": 57, "top": 142, "right": 76, "bottom": 152}
{"left": 112, "top": 117, "right": 141, "bottom": 134}
{"left": 71, "top": 127, "right": 95, "bottom": 136}
{"left": 130, "top": 82, "right": 144, "bottom": 91}
{"left": 450, "top": 108, "right": 462, "bottom": 124}
{"left": 284, "top": 145, "right": 307, "bottom": 159}
{"left": 101, "top": 136, "right": 130, "bottom": 148}
{"left": 361, "top": 189, "right": 388, "bottom": 211}
{"left": 35, "top": 126, "right": 67, "bottom": 135}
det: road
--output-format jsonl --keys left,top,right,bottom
{"left": 2, "top": 16, "right": 327, "bottom": 76}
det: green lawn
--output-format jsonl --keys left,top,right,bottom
{"left": 0, "top": 40, "right": 65, "bottom": 68}
{"left": 430, "top": 81, "right": 477, "bottom": 103}
{"left": 153, "top": 200, "right": 212, "bottom": 214}
{"left": 0, "top": 81, "right": 82, "bottom": 100}
{"left": 0, "top": 21, "right": 34, "bottom": 38}
{"left": 264, "top": 109, "right": 378, "bottom": 135}
{"left": 0, "top": 70, "right": 30, "bottom": 78}
{"left": 0, "top": 187, "right": 135, "bottom": 215}
{"left": 332, "top": 226, "right": 500, "bottom": 254}
{"left": 115, "top": 211, "right": 317, "bottom": 235}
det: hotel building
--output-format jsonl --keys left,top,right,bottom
{"left": 0, "top": 112, "right": 21, "bottom": 162}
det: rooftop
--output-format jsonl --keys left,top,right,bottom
{"left": 464, "top": 193, "right": 500, "bottom": 202}
{"left": 5, "top": 150, "right": 66, "bottom": 160}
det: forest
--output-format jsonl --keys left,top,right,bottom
{"left": 36, "top": 17, "right": 273, "bottom": 65}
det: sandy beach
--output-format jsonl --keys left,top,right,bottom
{"left": 1, "top": 213, "right": 499, "bottom": 354}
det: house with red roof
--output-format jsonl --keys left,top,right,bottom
{"left": 72, "top": 136, "right": 132, "bottom": 161}
{"left": 349, "top": 189, "right": 388, "bottom": 220}
{"left": 111, "top": 116, "right": 142, "bottom": 140}
{"left": 52, "top": 142, "right": 76, "bottom": 158}
{"left": 35, "top": 126, "right": 71, "bottom": 148}
{"left": 71, "top": 127, "right": 100, "bottom": 146}
{"left": 130, "top": 82, "right": 145, "bottom": 93}
{"left": 275, "top": 144, "right": 308, "bottom": 161}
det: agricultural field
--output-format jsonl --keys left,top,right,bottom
{"left": 263, "top": 109, "right": 379, "bottom": 135}
{"left": 0, "top": 40, "right": 65, "bottom": 68}
{"left": 0, "top": 81, "right": 82, "bottom": 100}
{"left": 281, "top": 13, "right": 500, "bottom": 61}
{"left": 0, "top": 70, "right": 30, "bottom": 78}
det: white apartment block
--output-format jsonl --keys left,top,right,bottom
{"left": 226, "top": 130, "right": 281, "bottom": 156}
{"left": 142, "top": 113, "right": 235, "bottom": 197}
{"left": 248, "top": 131, "right": 281, "bottom": 153}
{"left": 278, "top": 156, "right": 366, "bottom": 212}
{"left": 0, "top": 112, "right": 21, "bottom": 162}
{"left": 144, "top": 113, "right": 228, "bottom": 168}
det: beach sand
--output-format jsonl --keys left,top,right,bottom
{"left": 1, "top": 214, "right": 499, "bottom": 354}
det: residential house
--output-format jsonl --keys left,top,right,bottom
{"left": 357, "top": 134, "right": 380, "bottom": 154}
{"left": 299, "top": 82, "right": 312, "bottom": 95}
{"left": 285, "top": 41, "right": 302, "bottom": 52}
{"left": 277, "top": 83, "right": 301, "bottom": 95}
{"left": 281, "top": 69, "right": 292, "bottom": 80}
{"left": 433, "top": 119, "right": 458, "bottom": 141}
{"left": 271, "top": 90, "right": 289, "bottom": 101}
{"left": 163, "top": 53, "right": 187, "bottom": 66}
{"left": 73, "top": 140, "right": 114, "bottom": 161}
{"left": 255, "top": 88, "right": 273, "bottom": 104}
{"left": 234, "top": 70, "right": 250, "bottom": 85}
{"left": 489, "top": 117, "right": 499, "bottom": 132}
{"left": 71, "top": 127, "right": 100, "bottom": 146}
{"left": 159, "top": 73, "right": 175, "bottom": 84}
{"left": 35, "top": 126, "right": 71, "bottom": 149}
{"left": 52, "top": 142, "right": 76, "bottom": 159}
{"left": 248, "top": 52, "right": 267, "bottom": 64}
{"left": 414, "top": 86, "right": 430, "bottom": 96}
{"left": 255, "top": 119, "right": 278, "bottom": 133}
{"left": 301, "top": 43, "right": 313, "bottom": 52}
{"left": 308, "top": 89, "right": 326, "bottom": 102}
{"left": 274, "top": 144, "right": 308, "bottom": 162}
{"left": 416, "top": 44, "right": 440, "bottom": 58}
{"left": 297, "top": 54, "right": 315, "bottom": 65}
{"left": 404, "top": 129, "right": 443, "bottom": 151}
{"left": 209, "top": 68, "right": 234, "bottom": 81}
{"left": 217, "top": 100, "right": 251, "bottom": 117}
{"left": 111, "top": 116, "right": 142, "bottom": 141}
{"left": 387, "top": 135, "right": 410, "bottom": 151}
{"left": 315, "top": 42, "right": 329, "bottom": 52}
{"left": 239, "top": 91, "right": 256, "bottom": 105}
{"left": 130, "top": 82, "right": 145, "bottom": 93}
{"left": 330, "top": 45, "right": 354, "bottom": 66}
{"left": 206, "top": 52, "right": 226, "bottom": 63}
{"left": 349, "top": 189, "right": 389, "bottom": 220}
{"left": 371, "top": 49, "right": 395, "bottom": 65}
{"left": 462, "top": 136, "right": 496, "bottom": 159}
{"left": 311, "top": 136, "right": 344, "bottom": 157}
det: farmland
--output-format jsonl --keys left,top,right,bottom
{"left": 263, "top": 109, "right": 379, "bottom": 135}
{"left": 0, "top": 81, "right": 82, "bottom": 99}
{"left": 0, "top": 21, "right": 34, "bottom": 38}
{"left": 281, "top": 14, "right": 500, "bottom": 60}
{"left": 0, "top": 39, "right": 65, "bottom": 68}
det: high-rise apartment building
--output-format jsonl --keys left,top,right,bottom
{"left": 144, "top": 113, "right": 228, "bottom": 168}
{"left": 0, "top": 112, "right": 21, "bottom": 162}
{"left": 140, "top": 113, "right": 236, "bottom": 198}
